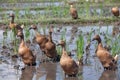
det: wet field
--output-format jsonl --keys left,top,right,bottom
{"left": 0, "top": 0, "right": 120, "bottom": 80}
{"left": 0, "top": 25, "right": 120, "bottom": 80}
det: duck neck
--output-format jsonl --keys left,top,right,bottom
{"left": 97, "top": 40, "right": 104, "bottom": 50}
{"left": 48, "top": 32, "right": 52, "bottom": 42}
{"left": 11, "top": 16, "right": 14, "bottom": 23}
{"left": 97, "top": 38, "right": 101, "bottom": 43}
{"left": 20, "top": 35, "right": 25, "bottom": 46}
{"left": 62, "top": 45, "right": 67, "bottom": 56}
{"left": 35, "top": 30, "right": 41, "bottom": 37}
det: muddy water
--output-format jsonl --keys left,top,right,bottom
{"left": 0, "top": 7, "right": 120, "bottom": 19}
{"left": 0, "top": 25, "right": 120, "bottom": 80}
{"left": 0, "top": 2, "right": 120, "bottom": 20}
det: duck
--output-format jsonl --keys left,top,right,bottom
{"left": 9, "top": 13, "right": 24, "bottom": 36}
{"left": 17, "top": 29, "right": 36, "bottom": 68}
{"left": 44, "top": 27, "right": 60, "bottom": 61}
{"left": 57, "top": 40, "right": 79, "bottom": 77}
{"left": 111, "top": 7, "right": 119, "bottom": 17}
{"left": 91, "top": 35, "right": 117, "bottom": 70}
{"left": 9, "top": 13, "right": 17, "bottom": 29}
{"left": 29, "top": 25, "right": 48, "bottom": 53}
{"left": 69, "top": 3, "right": 78, "bottom": 19}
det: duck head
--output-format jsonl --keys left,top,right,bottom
{"left": 9, "top": 13, "right": 15, "bottom": 24}
{"left": 92, "top": 35, "right": 101, "bottom": 43}
{"left": 8, "top": 13, "right": 15, "bottom": 18}
{"left": 57, "top": 40, "right": 66, "bottom": 47}
{"left": 17, "top": 30, "right": 24, "bottom": 39}
{"left": 9, "top": 13, "right": 15, "bottom": 17}
{"left": 29, "top": 24, "right": 37, "bottom": 30}
{"left": 15, "top": 24, "right": 23, "bottom": 31}
{"left": 49, "top": 26, "right": 54, "bottom": 34}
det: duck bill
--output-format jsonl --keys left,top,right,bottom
{"left": 56, "top": 43, "right": 61, "bottom": 46}
{"left": 29, "top": 27, "right": 32, "bottom": 30}
{"left": 91, "top": 38, "right": 96, "bottom": 42}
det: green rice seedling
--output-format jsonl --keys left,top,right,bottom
{"left": 60, "top": 27, "right": 66, "bottom": 40}
{"left": 87, "top": 30, "right": 93, "bottom": 43}
{"left": 24, "top": 26, "right": 31, "bottom": 42}
{"left": 56, "top": 46, "right": 62, "bottom": 55}
{"left": 42, "top": 25, "right": 47, "bottom": 35}
{"left": 2, "top": 30, "right": 7, "bottom": 47}
{"left": 14, "top": 8, "right": 20, "bottom": 20}
{"left": 24, "top": 8, "right": 31, "bottom": 19}
{"left": 57, "top": 28, "right": 66, "bottom": 55}
{"left": 61, "top": 6, "right": 69, "bottom": 18}
{"left": 78, "top": 74, "right": 83, "bottom": 80}
{"left": 111, "top": 36, "right": 120, "bottom": 56}
{"left": 51, "top": 6, "right": 61, "bottom": 18}
{"left": 99, "top": 3, "right": 103, "bottom": 17}
{"left": 84, "top": 2, "right": 90, "bottom": 18}
{"left": 10, "top": 29, "right": 19, "bottom": 54}
{"left": 97, "top": 26, "right": 101, "bottom": 34}
{"left": 76, "top": 34, "right": 84, "bottom": 60}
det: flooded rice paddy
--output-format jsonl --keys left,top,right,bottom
{"left": 0, "top": 25, "right": 120, "bottom": 80}
{"left": 0, "top": 1, "right": 120, "bottom": 21}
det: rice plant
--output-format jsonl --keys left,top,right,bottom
{"left": 76, "top": 34, "right": 84, "bottom": 60}
{"left": 56, "top": 46, "right": 62, "bottom": 56}
{"left": 2, "top": 29, "right": 8, "bottom": 47}
{"left": 10, "top": 28, "right": 19, "bottom": 54}
{"left": 24, "top": 26, "right": 31, "bottom": 42}
{"left": 56, "top": 28, "right": 66, "bottom": 55}
{"left": 111, "top": 36, "right": 120, "bottom": 56}
{"left": 60, "top": 27, "right": 66, "bottom": 40}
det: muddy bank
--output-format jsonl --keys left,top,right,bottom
{"left": 0, "top": 18, "right": 120, "bottom": 26}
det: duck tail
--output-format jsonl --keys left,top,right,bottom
{"left": 114, "top": 54, "right": 118, "bottom": 63}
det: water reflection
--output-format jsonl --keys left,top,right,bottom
{"left": 36, "top": 62, "right": 62, "bottom": 80}
{"left": 20, "top": 66, "right": 36, "bottom": 80}
{"left": 99, "top": 70, "right": 117, "bottom": 80}
{"left": 64, "top": 77, "right": 79, "bottom": 80}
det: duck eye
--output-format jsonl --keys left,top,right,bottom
{"left": 112, "top": 59, "right": 115, "bottom": 62}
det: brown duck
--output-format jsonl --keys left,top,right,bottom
{"left": 111, "top": 7, "right": 119, "bottom": 17}
{"left": 9, "top": 13, "right": 17, "bottom": 29}
{"left": 29, "top": 25, "right": 48, "bottom": 52}
{"left": 17, "top": 29, "right": 36, "bottom": 67}
{"left": 57, "top": 40, "right": 79, "bottom": 77}
{"left": 92, "top": 35, "right": 117, "bottom": 70}
{"left": 44, "top": 27, "right": 58, "bottom": 59}
{"left": 70, "top": 4, "right": 78, "bottom": 19}
{"left": 9, "top": 13, "right": 24, "bottom": 36}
